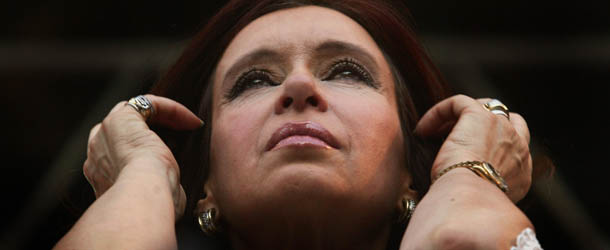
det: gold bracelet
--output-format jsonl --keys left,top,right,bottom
{"left": 434, "top": 161, "right": 509, "bottom": 193}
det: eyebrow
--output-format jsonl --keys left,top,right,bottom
{"left": 223, "top": 49, "right": 287, "bottom": 86}
{"left": 222, "top": 39, "right": 380, "bottom": 85}
{"left": 313, "top": 40, "right": 379, "bottom": 77}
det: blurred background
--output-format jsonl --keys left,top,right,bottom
{"left": 1, "top": 0, "right": 609, "bottom": 249}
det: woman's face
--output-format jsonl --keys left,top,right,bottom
{"left": 207, "top": 6, "right": 410, "bottom": 227}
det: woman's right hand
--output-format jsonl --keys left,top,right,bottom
{"left": 83, "top": 94, "right": 202, "bottom": 219}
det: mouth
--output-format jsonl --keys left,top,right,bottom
{"left": 266, "top": 121, "right": 341, "bottom": 151}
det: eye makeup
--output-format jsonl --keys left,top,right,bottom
{"left": 321, "top": 57, "right": 378, "bottom": 88}
{"left": 222, "top": 40, "right": 382, "bottom": 102}
{"left": 225, "top": 68, "right": 280, "bottom": 100}
{"left": 224, "top": 57, "right": 379, "bottom": 101}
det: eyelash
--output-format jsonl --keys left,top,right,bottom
{"left": 226, "top": 68, "right": 279, "bottom": 100}
{"left": 322, "top": 58, "right": 376, "bottom": 87}
{"left": 225, "top": 58, "right": 376, "bottom": 100}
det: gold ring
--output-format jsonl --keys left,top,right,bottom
{"left": 126, "top": 95, "right": 154, "bottom": 120}
{"left": 483, "top": 99, "right": 509, "bottom": 120}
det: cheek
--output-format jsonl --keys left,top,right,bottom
{"left": 209, "top": 100, "right": 270, "bottom": 189}
{"left": 330, "top": 89, "right": 405, "bottom": 191}
{"left": 335, "top": 90, "right": 402, "bottom": 154}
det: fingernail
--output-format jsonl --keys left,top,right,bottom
{"left": 199, "top": 119, "right": 205, "bottom": 127}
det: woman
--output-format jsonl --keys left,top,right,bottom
{"left": 55, "top": 0, "right": 541, "bottom": 249}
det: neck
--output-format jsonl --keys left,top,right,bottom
{"left": 226, "top": 206, "right": 394, "bottom": 250}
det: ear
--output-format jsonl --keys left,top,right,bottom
{"left": 396, "top": 170, "right": 418, "bottom": 212}
{"left": 195, "top": 181, "right": 219, "bottom": 216}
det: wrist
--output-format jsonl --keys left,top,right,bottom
{"left": 429, "top": 167, "right": 511, "bottom": 205}
{"left": 60, "top": 162, "right": 178, "bottom": 250}
{"left": 424, "top": 168, "right": 533, "bottom": 250}
{"left": 432, "top": 160, "right": 509, "bottom": 193}
{"left": 116, "top": 162, "right": 176, "bottom": 210}
{"left": 118, "top": 160, "right": 176, "bottom": 189}
{"left": 432, "top": 167, "right": 495, "bottom": 190}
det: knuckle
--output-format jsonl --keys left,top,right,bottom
{"left": 511, "top": 113, "right": 530, "bottom": 130}
{"left": 507, "top": 125, "right": 520, "bottom": 140}
{"left": 520, "top": 138, "right": 531, "bottom": 154}
{"left": 477, "top": 97, "right": 493, "bottom": 103}
{"left": 87, "top": 142, "right": 94, "bottom": 158}
{"left": 90, "top": 170, "right": 105, "bottom": 187}
{"left": 82, "top": 160, "right": 92, "bottom": 179}
{"left": 452, "top": 94, "right": 477, "bottom": 106}
{"left": 526, "top": 155, "right": 533, "bottom": 174}
{"left": 87, "top": 136, "right": 99, "bottom": 156}
{"left": 157, "top": 149, "right": 179, "bottom": 171}
{"left": 101, "top": 118, "right": 113, "bottom": 133}
{"left": 88, "top": 123, "right": 101, "bottom": 140}
{"left": 452, "top": 94, "right": 470, "bottom": 101}
{"left": 511, "top": 112, "right": 525, "bottom": 122}
{"left": 102, "top": 112, "right": 119, "bottom": 128}
{"left": 143, "top": 94, "right": 156, "bottom": 100}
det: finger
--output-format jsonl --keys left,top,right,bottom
{"left": 88, "top": 123, "right": 117, "bottom": 176}
{"left": 476, "top": 98, "right": 511, "bottom": 122}
{"left": 434, "top": 120, "right": 457, "bottom": 137}
{"left": 508, "top": 112, "right": 531, "bottom": 144}
{"left": 83, "top": 159, "right": 102, "bottom": 197}
{"left": 145, "top": 95, "right": 203, "bottom": 130}
{"left": 89, "top": 166, "right": 116, "bottom": 198}
{"left": 88, "top": 124, "right": 101, "bottom": 146}
{"left": 475, "top": 98, "right": 493, "bottom": 105}
{"left": 109, "top": 101, "right": 126, "bottom": 115}
{"left": 89, "top": 123, "right": 101, "bottom": 139}
{"left": 476, "top": 98, "right": 528, "bottom": 144}
{"left": 87, "top": 124, "right": 101, "bottom": 158}
{"left": 175, "top": 185, "right": 187, "bottom": 219}
{"left": 83, "top": 159, "right": 94, "bottom": 187}
{"left": 121, "top": 94, "right": 203, "bottom": 131}
{"left": 415, "top": 94, "right": 483, "bottom": 137}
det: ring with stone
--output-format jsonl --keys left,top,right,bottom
{"left": 126, "top": 95, "right": 154, "bottom": 121}
{"left": 483, "top": 99, "right": 510, "bottom": 120}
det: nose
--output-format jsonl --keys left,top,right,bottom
{"left": 274, "top": 72, "right": 328, "bottom": 114}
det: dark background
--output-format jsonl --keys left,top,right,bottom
{"left": 1, "top": 0, "right": 609, "bottom": 249}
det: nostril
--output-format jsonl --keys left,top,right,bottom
{"left": 283, "top": 97, "right": 293, "bottom": 108}
{"left": 306, "top": 96, "right": 318, "bottom": 107}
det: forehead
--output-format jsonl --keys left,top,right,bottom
{"left": 216, "top": 5, "right": 385, "bottom": 73}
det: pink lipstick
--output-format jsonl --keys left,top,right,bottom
{"left": 266, "top": 121, "right": 340, "bottom": 151}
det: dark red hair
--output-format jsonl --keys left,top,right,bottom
{"left": 150, "top": 0, "right": 451, "bottom": 243}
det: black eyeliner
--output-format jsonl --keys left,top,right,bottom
{"left": 324, "top": 58, "right": 378, "bottom": 88}
{"left": 225, "top": 68, "right": 278, "bottom": 100}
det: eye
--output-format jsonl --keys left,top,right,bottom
{"left": 323, "top": 58, "right": 376, "bottom": 87}
{"left": 226, "top": 69, "right": 280, "bottom": 100}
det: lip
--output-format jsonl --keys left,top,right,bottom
{"left": 266, "top": 121, "right": 341, "bottom": 151}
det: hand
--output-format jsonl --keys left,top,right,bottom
{"left": 401, "top": 168, "right": 533, "bottom": 250}
{"left": 415, "top": 94, "right": 532, "bottom": 202}
{"left": 83, "top": 94, "right": 202, "bottom": 220}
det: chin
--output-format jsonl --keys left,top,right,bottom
{"left": 274, "top": 162, "right": 347, "bottom": 189}
{"left": 258, "top": 146, "right": 348, "bottom": 192}
{"left": 263, "top": 162, "right": 352, "bottom": 204}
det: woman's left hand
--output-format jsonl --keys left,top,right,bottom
{"left": 400, "top": 95, "right": 534, "bottom": 249}
{"left": 414, "top": 94, "right": 532, "bottom": 202}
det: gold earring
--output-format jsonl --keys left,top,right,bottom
{"left": 397, "top": 198, "right": 416, "bottom": 224}
{"left": 198, "top": 208, "right": 220, "bottom": 236}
